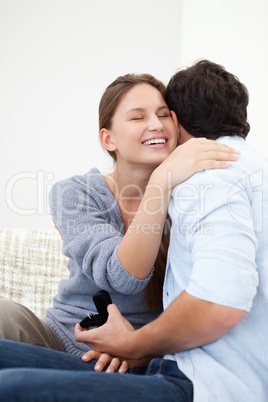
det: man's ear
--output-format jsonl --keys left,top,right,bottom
{"left": 99, "top": 128, "right": 117, "bottom": 152}
{"left": 170, "top": 113, "right": 192, "bottom": 144}
{"left": 170, "top": 110, "right": 179, "bottom": 128}
{"left": 170, "top": 111, "right": 180, "bottom": 140}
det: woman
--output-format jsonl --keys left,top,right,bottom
{"left": 0, "top": 73, "right": 238, "bottom": 373}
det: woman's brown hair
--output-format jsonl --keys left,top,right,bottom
{"left": 99, "top": 73, "right": 170, "bottom": 310}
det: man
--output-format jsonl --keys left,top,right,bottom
{"left": 75, "top": 60, "right": 268, "bottom": 400}
{"left": 1, "top": 60, "right": 267, "bottom": 401}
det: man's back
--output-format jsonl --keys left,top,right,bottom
{"left": 165, "top": 136, "right": 268, "bottom": 401}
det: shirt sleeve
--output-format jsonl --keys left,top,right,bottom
{"left": 49, "top": 177, "right": 152, "bottom": 294}
{"left": 172, "top": 168, "right": 259, "bottom": 311}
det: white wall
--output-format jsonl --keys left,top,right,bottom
{"left": 0, "top": 0, "right": 183, "bottom": 229}
{"left": 179, "top": 0, "right": 268, "bottom": 156}
{"left": 1, "top": 0, "right": 267, "bottom": 229}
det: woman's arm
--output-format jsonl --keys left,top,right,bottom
{"left": 117, "top": 138, "right": 239, "bottom": 279}
{"left": 50, "top": 139, "right": 239, "bottom": 285}
{"left": 49, "top": 171, "right": 154, "bottom": 294}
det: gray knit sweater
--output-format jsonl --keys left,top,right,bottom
{"left": 44, "top": 168, "right": 161, "bottom": 356}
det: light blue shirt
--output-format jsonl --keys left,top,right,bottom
{"left": 164, "top": 136, "right": 268, "bottom": 402}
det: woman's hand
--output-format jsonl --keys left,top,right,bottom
{"left": 81, "top": 350, "right": 153, "bottom": 373}
{"left": 152, "top": 137, "right": 240, "bottom": 189}
{"left": 51, "top": 215, "right": 64, "bottom": 240}
{"left": 81, "top": 350, "right": 129, "bottom": 373}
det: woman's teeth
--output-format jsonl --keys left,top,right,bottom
{"left": 143, "top": 138, "right": 167, "bottom": 145}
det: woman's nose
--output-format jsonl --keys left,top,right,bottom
{"left": 147, "top": 115, "right": 163, "bottom": 131}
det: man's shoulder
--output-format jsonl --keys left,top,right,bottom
{"left": 170, "top": 137, "right": 264, "bottom": 221}
{"left": 217, "top": 135, "right": 268, "bottom": 169}
{"left": 177, "top": 136, "right": 267, "bottom": 188}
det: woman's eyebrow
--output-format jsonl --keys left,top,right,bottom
{"left": 126, "top": 107, "right": 144, "bottom": 114}
{"left": 157, "top": 106, "right": 170, "bottom": 111}
{"left": 126, "top": 105, "right": 169, "bottom": 115}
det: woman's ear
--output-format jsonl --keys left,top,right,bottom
{"left": 99, "top": 128, "right": 117, "bottom": 152}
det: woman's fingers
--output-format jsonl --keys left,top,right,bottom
{"left": 160, "top": 137, "right": 241, "bottom": 189}
{"left": 197, "top": 159, "right": 232, "bottom": 171}
{"left": 181, "top": 138, "right": 240, "bottom": 172}
{"left": 94, "top": 353, "right": 113, "bottom": 372}
{"left": 118, "top": 360, "right": 129, "bottom": 374}
{"left": 191, "top": 137, "right": 237, "bottom": 150}
{"left": 90, "top": 353, "right": 129, "bottom": 374}
{"left": 186, "top": 137, "right": 239, "bottom": 155}
{"left": 195, "top": 149, "right": 240, "bottom": 163}
{"left": 81, "top": 349, "right": 102, "bottom": 362}
{"left": 191, "top": 148, "right": 240, "bottom": 172}
{"left": 190, "top": 138, "right": 240, "bottom": 155}
{"left": 105, "top": 358, "right": 129, "bottom": 374}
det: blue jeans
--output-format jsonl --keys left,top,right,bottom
{"left": 0, "top": 339, "right": 193, "bottom": 401}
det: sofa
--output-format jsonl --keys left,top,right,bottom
{"left": 0, "top": 227, "right": 68, "bottom": 319}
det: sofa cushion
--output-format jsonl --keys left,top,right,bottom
{"left": 0, "top": 228, "right": 68, "bottom": 319}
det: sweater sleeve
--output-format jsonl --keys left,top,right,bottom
{"left": 49, "top": 174, "right": 152, "bottom": 294}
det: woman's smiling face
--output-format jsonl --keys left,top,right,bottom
{"left": 105, "top": 83, "right": 178, "bottom": 168}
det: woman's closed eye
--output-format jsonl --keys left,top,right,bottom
{"left": 157, "top": 114, "right": 170, "bottom": 119}
{"left": 131, "top": 116, "right": 144, "bottom": 120}
{"left": 131, "top": 114, "right": 170, "bottom": 121}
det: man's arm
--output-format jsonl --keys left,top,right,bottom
{"left": 75, "top": 290, "right": 247, "bottom": 360}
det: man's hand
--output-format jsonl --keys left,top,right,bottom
{"left": 75, "top": 291, "right": 247, "bottom": 362}
{"left": 75, "top": 304, "right": 136, "bottom": 360}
